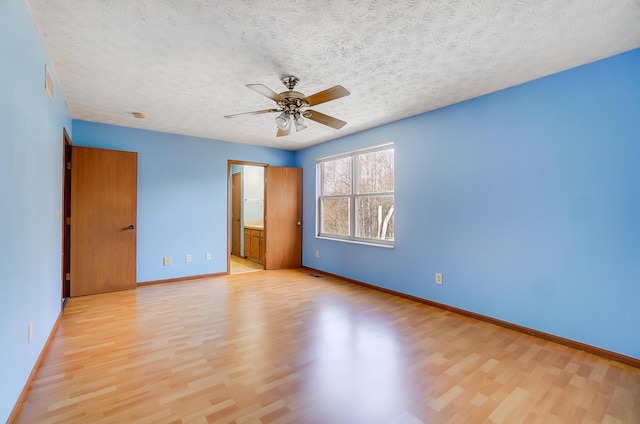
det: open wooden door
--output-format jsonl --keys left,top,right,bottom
{"left": 231, "top": 172, "right": 242, "bottom": 257}
{"left": 61, "top": 129, "right": 72, "bottom": 301}
{"left": 70, "top": 146, "right": 138, "bottom": 296}
{"left": 265, "top": 167, "right": 302, "bottom": 270}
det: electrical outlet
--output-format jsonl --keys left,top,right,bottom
{"left": 315, "top": 250, "right": 320, "bottom": 258}
{"left": 163, "top": 256, "right": 171, "bottom": 266}
{"left": 186, "top": 254, "right": 192, "bottom": 263}
{"left": 206, "top": 252, "right": 212, "bottom": 261}
{"left": 435, "top": 273, "right": 443, "bottom": 285}
{"left": 28, "top": 322, "right": 33, "bottom": 343}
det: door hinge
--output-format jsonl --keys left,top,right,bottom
{"left": 66, "top": 162, "right": 72, "bottom": 170}
{"left": 66, "top": 217, "right": 71, "bottom": 225}
{"left": 65, "top": 273, "right": 70, "bottom": 281}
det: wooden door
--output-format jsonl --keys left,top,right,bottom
{"left": 231, "top": 172, "right": 241, "bottom": 257}
{"left": 265, "top": 167, "right": 302, "bottom": 270}
{"left": 61, "top": 130, "right": 72, "bottom": 300}
{"left": 70, "top": 146, "right": 138, "bottom": 296}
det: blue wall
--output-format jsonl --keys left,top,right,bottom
{"left": 0, "top": 0, "right": 72, "bottom": 420}
{"left": 296, "top": 48, "right": 640, "bottom": 360}
{"left": 72, "top": 121, "right": 294, "bottom": 282}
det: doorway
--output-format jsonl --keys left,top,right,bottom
{"left": 229, "top": 162, "right": 266, "bottom": 274}
{"left": 227, "top": 161, "right": 303, "bottom": 274}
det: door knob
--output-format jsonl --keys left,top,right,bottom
{"left": 128, "top": 225, "right": 135, "bottom": 230}
{"left": 297, "top": 221, "right": 301, "bottom": 226}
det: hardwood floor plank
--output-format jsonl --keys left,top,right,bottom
{"left": 12, "top": 269, "right": 640, "bottom": 423}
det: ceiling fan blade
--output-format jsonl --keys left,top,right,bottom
{"left": 246, "top": 84, "right": 285, "bottom": 102}
{"left": 224, "top": 108, "right": 279, "bottom": 118}
{"left": 276, "top": 125, "right": 291, "bottom": 137}
{"left": 302, "top": 85, "right": 350, "bottom": 106}
{"left": 305, "top": 110, "right": 347, "bottom": 129}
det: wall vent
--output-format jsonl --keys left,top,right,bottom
{"left": 45, "top": 64, "right": 54, "bottom": 101}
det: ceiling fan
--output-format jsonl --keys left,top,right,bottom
{"left": 224, "top": 76, "right": 350, "bottom": 137}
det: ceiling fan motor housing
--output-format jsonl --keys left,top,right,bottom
{"left": 278, "top": 90, "right": 309, "bottom": 113}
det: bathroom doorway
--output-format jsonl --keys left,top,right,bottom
{"left": 229, "top": 162, "right": 265, "bottom": 274}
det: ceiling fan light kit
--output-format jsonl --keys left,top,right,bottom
{"left": 275, "top": 111, "right": 290, "bottom": 130}
{"left": 224, "top": 76, "right": 350, "bottom": 137}
{"left": 293, "top": 112, "right": 307, "bottom": 132}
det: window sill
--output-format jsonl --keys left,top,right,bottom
{"left": 316, "top": 236, "right": 395, "bottom": 249}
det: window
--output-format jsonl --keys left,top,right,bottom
{"left": 317, "top": 142, "right": 394, "bottom": 246}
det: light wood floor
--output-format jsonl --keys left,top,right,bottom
{"left": 14, "top": 269, "right": 640, "bottom": 423}
{"left": 230, "top": 255, "right": 263, "bottom": 274}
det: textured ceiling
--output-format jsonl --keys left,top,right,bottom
{"left": 26, "top": 0, "right": 640, "bottom": 151}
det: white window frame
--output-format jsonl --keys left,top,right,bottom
{"left": 316, "top": 142, "right": 395, "bottom": 247}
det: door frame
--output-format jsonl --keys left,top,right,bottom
{"left": 227, "top": 160, "right": 267, "bottom": 274}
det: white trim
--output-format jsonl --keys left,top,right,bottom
{"left": 316, "top": 236, "right": 395, "bottom": 248}
{"left": 316, "top": 141, "right": 394, "bottom": 163}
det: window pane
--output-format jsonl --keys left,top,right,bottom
{"left": 322, "top": 157, "right": 352, "bottom": 195}
{"left": 321, "top": 197, "right": 350, "bottom": 236}
{"left": 357, "top": 149, "right": 394, "bottom": 194}
{"left": 356, "top": 196, "right": 394, "bottom": 240}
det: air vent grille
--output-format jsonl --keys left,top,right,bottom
{"left": 44, "top": 64, "right": 54, "bottom": 101}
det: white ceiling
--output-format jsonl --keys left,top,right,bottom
{"left": 26, "top": 0, "right": 640, "bottom": 151}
